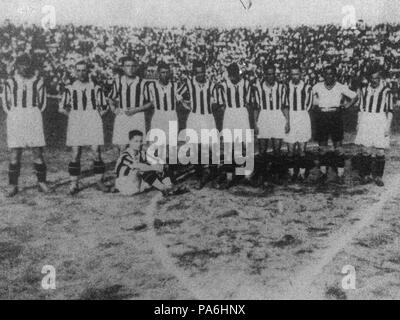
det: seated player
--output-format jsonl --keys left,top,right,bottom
{"left": 354, "top": 66, "right": 393, "bottom": 186}
{"left": 114, "top": 130, "right": 187, "bottom": 196}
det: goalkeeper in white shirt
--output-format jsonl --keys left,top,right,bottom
{"left": 312, "top": 65, "right": 359, "bottom": 185}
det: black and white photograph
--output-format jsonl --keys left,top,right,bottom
{"left": 1, "top": 0, "right": 400, "bottom": 303}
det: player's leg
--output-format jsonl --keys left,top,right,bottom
{"left": 193, "top": 143, "right": 206, "bottom": 190}
{"left": 7, "top": 148, "right": 23, "bottom": 197}
{"left": 68, "top": 146, "right": 82, "bottom": 195}
{"left": 32, "top": 147, "right": 51, "bottom": 193}
{"left": 90, "top": 145, "right": 109, "bottom": 192}
{"left": 316, "top": 112, "right": 330, "bottom": 184}
{"left": 258, "top": 138, "right": 268, "bottom": 155}
{"left": 139, "top": 170, "right": 174, "bottom": 196}
{"left": 254, "top": 138, "right": 270, "bottom": 187}
{"left": 317, "top": 140, "right": 329, "bottom": 184}
{"left": 217, "top": 140, "right": 235, "bottom": 189}
{"left": 271, "top": 138, "right": 282, "bottom": 155}
{"left": 116, "top": 170, "right": 142, "bottom": 196}
{"left": 286, "top": 142, "right": 296, "bottom": 181}
{"left": 270, "top": 138, "right": 281, "bottom": 183}
{"left": 333, "top": 141, "right": 345, "bottom": 184}
{"left": 163, "top": 144, "right": 176, "bottom": 184}
{"left": 298, "top": 142, "right": 313, "bottom": 181}
{"left": 372, "top": 148, "right": 385, "bottom": 187}
{"left": 358, "top": 146, "right": 373, "bottom": 184}
{"left": 331, "top": 110, "right": 346, "bottom": 183}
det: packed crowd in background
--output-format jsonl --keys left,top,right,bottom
{"left": 2, "top": 20, "right": 400, "bottom": 95}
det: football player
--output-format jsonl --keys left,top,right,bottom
{"left": 312, "top": 65, "right": 359, "bottom": 185}
{"left": 59, "top": 60, "right": 109, "bottom": 195}
{"left": 354, "top": 66, "right": 393, "bottom": 186}
{"left": 2, "top": 55, "right": 50, "bottom": 197}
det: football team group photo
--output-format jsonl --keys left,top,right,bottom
{"left": 1, "top": 0, "right": 400, "bottom": 301}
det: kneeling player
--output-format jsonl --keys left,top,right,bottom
{"left": 115, "top": 130, "right": 186, "bottom": 196}
{"left": 354, "top": 66, "right": 393, "bottom": 186}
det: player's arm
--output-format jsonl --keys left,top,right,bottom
{"left": 248, "top": 84, "right": 260, "bottom": 133}
{"left": 311, "top": 85, "right": 320, "bottom": 111}
{"left": 0, "top": 80, "right": 10, "bottom": 114}
{"left": 96, "top": 86, "right": 109, "bottom": 116}
{"left": 281, "top": 85, "right": 290, "bottom": 133}
{"left": 176, "top": 81, "right": 191, "bottom": 111}
{"left": 125, "top": 101, "right": 154, "bottom": 116}
{"left": 125, "top": 82, "right": 154, "bottom": 116}
{"left": 58, "top": 87, "right": 71, "bottom": 116}
{"left": 342, "top": 86, "right": 359, "bottom": 109}
{"left": 385, "top": 90, "right": 394, "bottom": 136}
{"left": 306, "top": 86, "right": 314, "bottom": 111}
{"left": 37, "top": 78, "right": 47, "bottom": 113}
{"left": 107, "top": 78, "right": 121, "bottom": 114}
{"left": 130, "top": 162, "right": 163, "bottom": 172}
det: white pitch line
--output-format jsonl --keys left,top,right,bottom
{"left": 141, "top": 190, "right": 268, "bottom": 300}
{"left": 275, "top": 173, "right": 400, "bottom": 300}
{"left": 141, "top": 192, "right": 212, "bottom": 300}
{"left": 15, "top": 167, "right": 398, "bottom": 300}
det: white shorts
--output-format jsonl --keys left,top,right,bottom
{"left": 149, "top": 110, "right": 178, "bottom": 143}
{"left": 7, "top": 107, "right": 46, "bottom": 148}
{"left": 257, "top": 110, "right": 286, "bottom": 139}
{"left": 180, "top": 113, "right": 216, "bottom": 143}
{"left": 354, "top": 112, "right": 390, "bottom": 149}
{"left": 113, "top": 112, "right": 146, "bottom": 146}
{"left": 115, "top": 171, "right": 150, "bottom": 196}
{"left": 66, "top": 111, "right": 104, "bottom": 147}
{"left": 223, "top": 107, "right": 251, "bottom": 131}
{"left": 284, "top": 111, "right": 312, "bottom": 144}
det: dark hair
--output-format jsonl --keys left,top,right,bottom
{"left": 323, "top": 64, "right": 337, "bottom": 76}
{"left": 75, "top": 60, "right": 88, "bottom": 68}
{"left": 120, "top": 56, "right": 137, "bottom": 65}
{"left": 157, "top": 61, "right": 169, "bottom": 71}
{"left": 16, "top": 54, "right": 32, "bottom": 67}
{"left": 289, "top": 63, "right": 301, "bottom": 72}
{"left": 128, "top": 130, "right": 143, "bottom": 140}
{"left": 227, "top": 63, "right": 240, "bottom": 77}
{"left": 367, "top": 65, "right": 383, "bottom": 78}
{"left": 263, "top": 62, "right": 276, "bottom": 74}
{"left": 192, "top": 60, "right": 205, "bottom": 71}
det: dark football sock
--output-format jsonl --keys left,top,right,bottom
{"left": 34, "top": 163, "right": 47, "bottom": 183}
{"left": 287, "top": 155, "right": 295, "bottom": 175}
{"left": 68, "top": 162, "right": 81, "bottom": 177}
{"left": 375, "top": 155, "right": 385, "bottom": 178}
{"left": 351, "top": 153, "right": 363, "bottom": 172}
{"left": 335, "top": 153, "right": 345, "bottom": 169}
{"left": 93, "top": 160, "right": 106, "bottom": 175}
{"left": 319, "top": 153, "right": 329, "bottom": 172}
{"left": 141, "top": 171, "right": 159, "bottom": 185}
{"left": 8, "top": 163, "right": 20, "bottom": 186}
{"left": 359, "top": 155, "right": 372, "bottom": 177}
